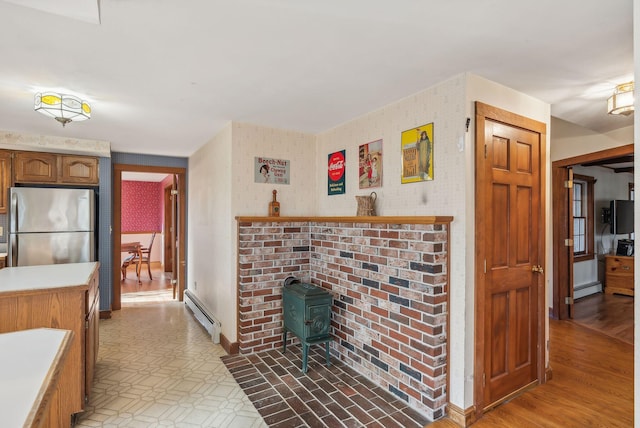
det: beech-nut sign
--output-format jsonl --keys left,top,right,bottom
{"left": 328, "top": 150, "right": 346, "bottom": 195}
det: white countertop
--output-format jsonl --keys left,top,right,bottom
{"left": 0, "top": 262, "right": 98, "bottom": 293}
{"left": 0, "top": 328, "right": 72, "bottom": 428}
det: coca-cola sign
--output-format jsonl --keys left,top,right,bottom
{"left": 328, "top": 150, "right": 346, "bottom": 195}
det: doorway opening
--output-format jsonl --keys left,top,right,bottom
{"left": 112, "top": 164, "right": 186, "bottom": 311}
{"left": 551, "top": 144, "right": 634, "bottom": 344}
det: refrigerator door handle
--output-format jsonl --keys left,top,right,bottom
{"left": 9, "top": 189, "right": 18, "bottom": 232}
{"left": 10, "top": 235, "right": 17, "bottom": 267}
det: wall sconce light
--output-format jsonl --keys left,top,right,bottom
{"left": 34, "top": 92, "right": 91, "bottom": 127}
{"left": 607, "top": 82, "right": 634, "bottom": 116}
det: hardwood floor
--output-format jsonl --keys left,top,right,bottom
{"left": 430, "top": 319, "right": 633, "bottom": 427}
{"left": 121, "top": 262, "right": 173, "bottom": 294}
{"left": 571, "top": 292, "right": 634, "bottom": 345}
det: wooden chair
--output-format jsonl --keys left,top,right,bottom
{"left": 121, "top": 254, "right": 136, "bottom": 280}
{"left": 134, "top": 232, "right": 156, "bottom": 280}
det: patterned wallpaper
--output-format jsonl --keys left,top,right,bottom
{"left": 121, "top": 180, "right": 163, "bottom": 232}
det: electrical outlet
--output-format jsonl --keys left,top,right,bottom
{"left": 0, "top": 226, "right": 3, "bottom": 236}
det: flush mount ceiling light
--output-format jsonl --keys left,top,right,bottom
{"left": 34, "top": 92, "right": 91, "bottom": 127}
{"left": 607, "top": 82, "right": 634, "bottom": 116}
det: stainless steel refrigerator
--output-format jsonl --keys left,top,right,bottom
{"left": 8, "top": 187, "right": 96, "bottom": 267}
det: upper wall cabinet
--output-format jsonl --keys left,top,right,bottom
{"left": 14, "top": 151, "right": 99, "bottom": 185}
{"left": 0, "top": 150, "right": 11, "bottom": 214}
{"left": 61, "top": 155, "right": 99, "bottom": 184}
{"left": 14, "top": 151, "right": 58, "bottom": 183}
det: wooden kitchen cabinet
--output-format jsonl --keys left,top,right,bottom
{"left": 13, "top": 151, "right": 59, "bottom": 183}
{"left": 13, "top": 151, "right": 99, "bottom": 185}
{"left": 605, "top": 255, "right": 634, "bottom": 296}
{"left": 0, "top": 150, "right": 11, "bottom": 214}
{"left": 85, "top": 270, "right": 100, "bottom": 398}
{"left": 0, "top": 263, "right": 100, "bottom": 425}
{"left": 61, "top": 155, "right": 99, "bottom": 184}
{"left": 0, "top": 328, "right": 73, "bottom": 428}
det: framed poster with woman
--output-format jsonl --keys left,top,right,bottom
{"left": 359, "top": 139, "right": 382, "bottom": 189}
{"left": 401, "top": 123, "right": 433, "bottom": 184}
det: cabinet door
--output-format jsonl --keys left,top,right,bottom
{"left": 14, "top": 151, "right": 58, "bottom": 183}
{"left": 61, "top": 155, "right": 99, "bottom": 185}
{"left": 0, "top": 150, "right": 10, "bottom": 214}
{"left": 85, "top": 290, "right": 99, "bottom": 400}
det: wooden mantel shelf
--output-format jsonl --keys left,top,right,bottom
{"left": 236, "top": 216, "right": 453, "bottom": 224}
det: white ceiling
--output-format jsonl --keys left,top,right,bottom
{"left": 0, "top": 0, "right": 634, "bottom": 158}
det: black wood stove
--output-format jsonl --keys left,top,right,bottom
{"left": 282, "top": 277, "right": 332, "bottom": 373}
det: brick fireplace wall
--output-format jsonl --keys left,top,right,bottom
{"left": 236, "top": 217, "right": 450, "bottom": 420}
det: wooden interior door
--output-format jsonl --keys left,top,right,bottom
{"left": 163, "top": 183, "right": 174, "bottom": 272}
{"left": 171, "top": 174, "right": 178, "bottom": 284}
{"left": 551, "top": 164, "right": 573, "bottom": 319}
{"left": 475, "top": 102, "right": 546, "bottom": 413}
{"left": 566, "top": 167, "right": 575, "bottom": 318}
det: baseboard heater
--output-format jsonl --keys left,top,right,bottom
{"left": 184, "top": 289, "right": 222, "bottom": 344}
{"left": 574, "top": 281, "right": 602, "bottom": 300}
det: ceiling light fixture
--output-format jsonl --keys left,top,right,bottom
{"left": 34, "top": 92, "right": 91, "bottom": 127}
{"left": 607, "top": 82, "right": 634, "bottom": 116}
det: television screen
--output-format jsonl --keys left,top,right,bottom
{"left": 610, "top": 200, "right": 634, "bottom": 234}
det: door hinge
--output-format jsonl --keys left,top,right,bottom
{"left": 85, "top": 320, "right": 89, "bottom": 330}
{"left": 564, "top": 239, "right": 574, "bottom": 247}
{"left": 564, "top": 180, "right": 573, "bottom": 188}
{"left": 565, "top": 297, "right": 574, "bottom": 305}
{"left": 483, "top": 373, "right": 486, "bottom": 387}
{"left": 483, "top": 259, "right": 487, "bottom": 274}
{"left": 171, "top": 189, "right": 179, "bottom": 196}
{"left": 484, "top": 145, "right": 487, "bottom": 159}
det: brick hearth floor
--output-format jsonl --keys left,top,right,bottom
{"left": 221, "top": 346, "right": 430, "bottom": 428}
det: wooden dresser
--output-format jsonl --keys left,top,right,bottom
{"left": 604, "top": 255, "right": 634, "bottom": 296}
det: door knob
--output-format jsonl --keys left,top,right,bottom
{"left": 531, "top": 265, "right": 544, "bottom": 274}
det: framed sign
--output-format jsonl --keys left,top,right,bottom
{"left": 401, "top": 122, "right": 433, "bottom": 183}
{"left": 255, "top": 157, "right": 290, "bottom": 184}
{"left": 328, "top": 150, "right": 346, "bottom": 195}
{"left": 359, "top": 139, "right": 382, "bottom": 189}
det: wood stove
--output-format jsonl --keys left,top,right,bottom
{"left": 282, "top": 277, "right": 332, "bottom": 373}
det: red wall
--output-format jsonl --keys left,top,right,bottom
{"left": 121, "top": 181, "right": 163, "bottom": 232}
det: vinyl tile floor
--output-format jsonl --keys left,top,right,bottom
{"left": 75, "top": 298, "right": 266, "bottom": 427}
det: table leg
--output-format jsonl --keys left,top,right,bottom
{"left": 136, "top": 248, "right": 142, "bottom": 284}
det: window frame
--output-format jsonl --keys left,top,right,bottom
{"left": 572, "top": 174, "right": 595, "bottom": 263}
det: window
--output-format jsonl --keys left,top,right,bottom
{"left": 573, "top": 174, "right": 595, "bottom": 262}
